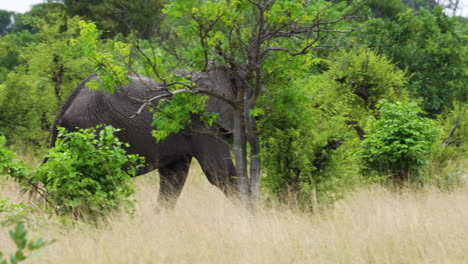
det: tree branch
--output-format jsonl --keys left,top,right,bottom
{"left": 134, "top": 40, "right": 168, "bottom": 86}
{"left": 193, "top": 87, "right": 238, "bottom": 107}
{"left": 130, "top": 88, "right": 190, "bottom": 118}
{"left": 442, "top": 118, "right": 461, "bottom": 147}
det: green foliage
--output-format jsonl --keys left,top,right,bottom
{"left": 162, "top": 0, "right": 366, "bottom": 208}
{"left": 162, "top": 0, "right": 355, "bottom": 70}
{"left": 324, "top": 48, "right": 407, "bottom": 116}
{"left": 34, "top": 126, "right": 143, "bottom": 222}
{"left": 358, "top": 6, "right": 468, "bottom": 115}
{"left": 0, "top": 30, "right": 38, "bottom": 83}
{"left": 303, "top": 48, "right": 408, "bottom": 141}
{"left": 258, "top": 81, "right": 360, "bottom": 211}
{"left": 0, "top": 13, "right": 92, "bottom": 146}
{"left": 363, "top": 0, "right": 408, "bottom": 19}
{"left": 0, "top": 223, "right": 53, "bottom": 264}
{"left": 429, "top": 102, "right": 467, "bottom": 189}
{"left": 72, "top": 20, "right": 130, "bottom": 92}
{"left": 152, "top": 93, "right": 218, "bottom": 141}
{"left": 0, "top": 136, "right": 31, "bottom": 188}
{"left": 359, "top": 101, "right": 440, "bottom": 182}
{"left": 438, "top": 102, "right": 468, "bottom": 153}
{"left": 63, "top": 0, "right": 167, "bottom": 39}
{"left": 0, "top": 200, "right": 33, "bottom": 227}
{"left": 8, "top": 3, "right": 65, "bottom": 34}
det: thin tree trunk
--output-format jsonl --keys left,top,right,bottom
{"left": 247, "top": 113, "right": 260, "bottom": 207}
{"left": 233, "top": 89, "right": 250, "bottom": 208}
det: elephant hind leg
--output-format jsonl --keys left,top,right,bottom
{"left": 158, "top": 157, "right": 192, "bottom": 208}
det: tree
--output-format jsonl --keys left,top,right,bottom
{"left": 0, "top": 30, "right": 38, "bottom": 83}
{"left": 357, "top": 6, "right": 468, "bottom": 115}
{"left": 258, "top": 76, "right": 360, "bottom": 210}
{"left": 61, "top": 0, "right": 167, "bottom": 39}
{"left": 0, "top": 13, "right": 92, "bottom": 146}
{"left": 257, "top": 47, "right": 409, "bottom": 208}
{"left": 9, "top": 3, "right": 65, "bottom": 33}
{"left": 154, "top": 0, "right": 364, "bottom": 208}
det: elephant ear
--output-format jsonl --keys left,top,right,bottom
{"left": 192, "top": 67, "right": 237, "bottom": 133}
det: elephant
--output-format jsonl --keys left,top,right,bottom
{"left": 45, "top": 66, "right": 238, "bottom": 207}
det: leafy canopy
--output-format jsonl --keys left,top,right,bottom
{"left": 359, "top": 6, "right": 468, "bottom": 115}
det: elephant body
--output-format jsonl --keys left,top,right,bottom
{"left": 48, "top": 69, "right": 237, "bottom": 206}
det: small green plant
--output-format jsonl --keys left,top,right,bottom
{"left": 0, "top": 222, "right": 53, "bottom": 264}
{"left": 359, "top": 100, "right": 440, "bottom": 183}
{"left": 34, "top": 125, "right": 144, "bottom": 223}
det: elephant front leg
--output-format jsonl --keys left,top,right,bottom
{"left": 157, "top": 157, "right": 192, "bottom": 208}
{"left": 199, "top": 157, "right": 238, "bottom": 198}
{"left": 195, "top": 146, "right": 238, "bottom": 198}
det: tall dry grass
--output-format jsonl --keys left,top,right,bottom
{"left": 1, "top": 164, "right": 467, "bottom": 264}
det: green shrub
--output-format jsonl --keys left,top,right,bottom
{"left": 34, "top": 125, "right": 144, "bottom": 222}
{"left": 259, "top": 83, "right": 360, "bottom": 211}
{"left": 359, "top": 100, "right": 440, "bottom": 182}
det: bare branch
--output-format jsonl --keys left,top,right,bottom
{"left": 130, "top": 88, "right": 190, "bottom": 118}
{"left": 312, "top": 24, "right": 368, "bottom": 34}
{"left": 261, "top": 37, "right": 319, "bottom": 57}
{"left": 133, "top": 41, "right": 168, "bottom": 86}
{"left": 247, "top": 0, "right": 261, "bottom": 8}
{"left": 166, "top": 81, "right": 194, "bottom": 90}
{"left": 130, "top": 80, "right": 237, "bottom": 119}
{"left": 442, "top": 118, "right": 461, "bottom": 147}
{"left": 261, "top": 21, "right": 368, "bottom": 57}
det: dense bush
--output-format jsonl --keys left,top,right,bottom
{"left": 359, "top": 101, "right": 440, "bottom": 182}
{"left": 34, "top": 125, "right": 143, "bottom": 222}
{"left": 259, "top": 82, "right": 360, "bottom": 211}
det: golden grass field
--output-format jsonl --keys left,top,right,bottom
{"left": 1, "top": 163, "right": 467, "bottom": 264}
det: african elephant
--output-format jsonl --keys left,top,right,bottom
{"left": 46, "top": 66, "right": 238, "bottom": 207}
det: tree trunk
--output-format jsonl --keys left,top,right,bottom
{"left": 233, "top": 89, "right": 250, "bottom": 208}
{"left": 232, "top": 81, "right": 261, "bottom": 210}
{"left": 247, "top": 113, "right": 260, "bottom": 208}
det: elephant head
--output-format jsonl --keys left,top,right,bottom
{"left": 191, "top": 65, "right": 238, "bottom": 133}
